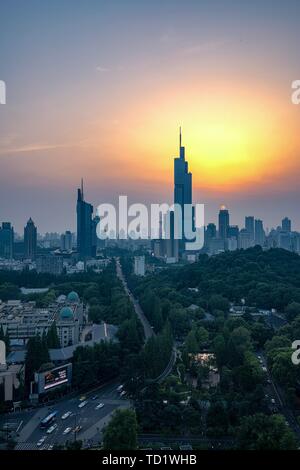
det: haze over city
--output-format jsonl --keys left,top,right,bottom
{"left": 0, "top": 0, "right": 300, "bottom": 232}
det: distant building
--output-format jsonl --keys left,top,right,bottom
{"left": 24, "top": 218, "right": 37, "bottom": 259}
{"left": 0, "top": 222, "right": 14, "bottom": 259}
{"left": 76, "top": 179, "right": 93, "bottom": 259}
{"left": 0, "top": 291, "right": 84, "bottom": 348}
{"left": 245, "top": 216, "right": 255, "bottom": 242}
{"left": 60, "top": 230, "right": 72, "bottom": 251}
{"left": 282, "top": 217, "right": 292, "bottom": 233}
{"left": 36, "top": 255, "right": 63, "bottom": 275}
{"left": 255, "top": 219, "right": 265, "bottom": 246}
{"left": 134, "top": 255, "right": 145, "bottom": 276}
{"left": 218, "top": 206, "right": 229, "bottom": 239}
{"left": 238, "top": 228, "right": 253, "bottom": 250}
{"left": 174, "top": 128, "right": 192, "bottom": 252}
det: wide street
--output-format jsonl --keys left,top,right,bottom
{"left": 0, "top": 381, "right": 130, "bottom": 450}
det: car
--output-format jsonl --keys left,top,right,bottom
{"left": 79, "top": 395, "right": 86, "bottom": 401}
{"left": 271, "top": 398, "right": 276, "bottom": 404}
{"left": 37, "top": 436, "right": 46, "bottom": 447}
{"left": 262, "top": 366, "right": 267, "bottom": 372}
{"left": 120, "top": 391, "right": 126, "bottom": 398}
{"left": 78, "top": 400, "right": 88, "bottom": 408}
{"left": 61, "top": 411, "right": 72, "bottom": 420}
{"left": 73, "top": 425, "right": 82, "bottom": 434}
{"left": 91, "top": 395, "right": 98, "bottom": 400}
{"left": 63, "top": 427, "right": 72, "bottom": 435}
{"left": 46, "top": 423, "right": 57, "bottom": 434}
{"left": 95, "top": 403, "right": 104, "bottom": 410}
{"left": 117, "top": 385, "right": 123, "bottom": 392}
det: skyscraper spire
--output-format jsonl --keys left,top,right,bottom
{"left": 179, "top": 126, "right": 182, "bottom": 150}
{"left": 81, "top": 178, "right": 84, "bottom": 201}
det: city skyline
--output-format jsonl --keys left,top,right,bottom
{"left": 0, "top": 1, "right": 300, "bottom": 232}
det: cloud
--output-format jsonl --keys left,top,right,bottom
{"left": 96, "top": 66, "right": 110, "bottom": 73}
{"left": 0, "top": 142, "right": 72, "bottom": 155}
{"left": 182, "top": 39, "right": 229, "bottom": 55}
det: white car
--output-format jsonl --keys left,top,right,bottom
{"left": 63, "top": 427, "right": 72, "bottom": 435}
{"left": 95, "top": 403, "right": 104, "bottom": 410}
{"left": 37, "top": 436, "right": 46, "bottom": 447}
{"left": 46, "top": 424, "right": 57, "bottom": 434}
{"left": 78, "top": 400, "right": 88, "bottom": 408}
{"left": 61, "top": 411, "right": 72, "bottom": 420}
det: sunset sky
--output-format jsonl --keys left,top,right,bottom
{"left": 0, "top": 0, "right": 300, "bottom": 233}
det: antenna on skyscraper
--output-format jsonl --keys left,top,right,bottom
{"left": 179, "top": 126, "right": 182, "bottom": 149}
{"left": 81, "top": 178, "right": 84, "bottom": 200}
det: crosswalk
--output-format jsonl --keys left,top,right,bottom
{"left": 15, "top": 442, "right": 37, "bottom": 450}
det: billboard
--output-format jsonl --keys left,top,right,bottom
{"left": 36, "top": 363, "right": 72, "bottom": 394}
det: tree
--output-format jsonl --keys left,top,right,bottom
{"left": 285, "top": 302, "right": 300, "bottom": 321}
{"left": 103, "top": 409, "right": 138, "bottom": 450}
{"left": 46, "top": 321, "right": 60, "bottom": 348}
{"left": 25, "top": 335, "right": 50, "bottom": 389}
{"left": 237, "top": 413, "right": 297, "bottom": 450}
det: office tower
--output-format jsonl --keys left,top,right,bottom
{"left": 228, "top": 237, "right": 238, "bottom": 251}
{"left": 134, "top": 256, "right": 145, "bottom": 276}
{"left": 206, "top": 223, "right": 217, "bottom": 239}
{"left": 278, "top": 231, "right": 292, "bottom": 251}
{"left": 174, "top": 128, "right": 192, "bottom": 251}
{"left": 60, "top": 230, "right": 72, "bottom": 251}
{"left": 76, "top": 179, "right": 93, "bottom": 259}
{"left": 218, "top": 206, "right": 230, "bottom": 239}
{"left": 255, "top": 219, "right": 265, "bottom": 246}
{"left": 228, "top": 225, "right": 239, "bottom": 240}
{"left": 91, "top": 216, "right": 100, "bottom": 257}
{"left": 0, "top": 222, "right": 14, "bottom": 259}
{"left": 282, "top": 217, "right": 292, "bottom": 232}
{"left": 24, "top": 218, "right": 37, "bottom": 259}
{"left": 165, "top": 211, "right": 179, "bottom": 262}
{"left": 245, "top": 216, "right": 255, "bottom": 241}
{"left": 238, "top": 229, "right": 252, "bottom": 250}
{"left": 209, "top": 238, "right": 225, "bottom": 255}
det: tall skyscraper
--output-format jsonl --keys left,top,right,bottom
{"left": 174, "top": 128, "right": 192, "bottom": 251}
{"left": 255, "top": 219, "right": 265, "bottom": 246}
{"left": 0, "top": 222, "right": 14, "bottom": 259}
{"left": 24, "top": 218, "right": 37, "bottom": 259}
{"left": 218, "top": 206, "right": 230, "bottom": 239}
{"left": 282, "top": 217, "right": 292, "bottom": 232}
{"left": 76, "top": 179, "right": 93, "bottom": 259}
{"left": 245, "top": 216, "right": 255, "bottom": 241}
{"left": 60, "top": 230, "right": 72, "bottom": 251}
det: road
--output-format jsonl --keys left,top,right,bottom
{"left": 0, "top": 381, "right": 130, "bottom": 450}
{"left": 116, "top": 258, "right": 154, "bottom": 340}
{"left": 256, "top": 351, "right": 300, "bottom": 439}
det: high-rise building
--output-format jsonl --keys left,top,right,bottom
{"left": 24, "top": 218, "right": 37, "bottom": 259}
{"left": 174, "top": 128, "right": 192, "bottom": 251}
{"left": 282, "top": 217, "right": 292, "bottom": 233}
{"left": 238, "top": 229, "right": 252, "bottom": 250}
{"left": 245, "top": 216, "right": 255, "bottom": 241}
{"left": 60, "top": 230, "right": 72, "bottom": 251}
{"left": 134, "top": 256, "right": 145, "bottom": 276}
{"left": 228, "top": 225, "right": 239, "bottom": 240}
{"left": 76, "top": 179, "right": 93, "bottom": 259}
{"left": 0, "top": 222, "right": 14, "bottom": 259}
{"left": 255, "top": 219, "right": 265, "bottom": 246}
{"left": 218, "top": 206, "right": 229, "bottom": 239}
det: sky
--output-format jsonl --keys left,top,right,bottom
{"left": 0, "top": 0, "right": 300, "bottom": 233}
